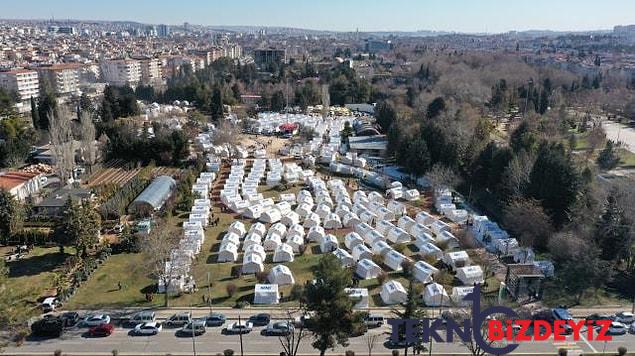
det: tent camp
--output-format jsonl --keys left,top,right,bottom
{"left": 263, "top": 234, "right": 282, "bottom": 251}
{"left": 431, "top": 220, "right": 451, "bottom": 236}
{"left": 273, "top": 243, "right": 295, "bottom": 263}
{"left": 183, "top": 221, "right": 203, "bottom": 232}
{"left": 268, "top": 265, "right": 295, "bottom": 285}
{"left": 275, "top": 201, "right": 292, "bottom": 216}
{"left": 295, "top": 203, "right": 313, "bottom": 218}
{"left": 281, "top": 211, "right": 301, "bottom": 227}
{"left": 456, "top": 265, "right": 484, "bottom": 285}
{"left": 387, "top": 200, "right": 406, "bottom": 217}
{"left": 397, "top": 216, "right": 416, "bottom": 232}
{"left": 253, "top": 284, "right": 279, "bottom": 305}
{"left": 324, "top": 213, "right": 342, "bottom": 229}
{"left": 415, "top": 211, "right": 435, "bottom": 226}
{"left": 356, "top": 258, "right": 383, "bottom": 279}
{"left": 286, "top": 235, "right": 304, "bottom": 253}
{"left": 342, "top": 212, "right": 361, "bottom": 228}
{"left": 248, "top": 222, "right": 267, "bottom": 238}
{"left": 218, "top": 242, "right": 238, "bottom": 262}
{"left": 268, "top": 223, "right": 287, "bottom": 238}
{"left": 333, "top": 248, "right": 355, "bottom": 267}
{"left": 228, "top": 221, "right": 246, "bottom": 237}
{"left": 451, "top": 286, "right": 475, "bottom": 306}
{"left": 222, "top": 232, "right": 241, "bottom": 247}
{"left": 303, "top": 212, "right": 321, "bottom": 228}
{"left": 307, "top": 226, "right": 326, "bottom": 243}
{"left": 359, "top": 211, "right": 377, "bottom": 225}
{"left": 387, "top": 227, "right": 411, "bottom": 244}
{"left": 376, "top": 220, "right": 395, "bottom": 236}
{"left": 286, "top": 224, "right": 305, "bottom": 240}
{"left": 443, "top": 251, "right": 470, "bottom": 270}
{"left": 414, "top": 233, "right": 435, "bottom": 250}
{"left": 376, "top": 207, "right": 396, "bottom": 222}
{"left": 352, "top": 244, "right": 373, "bottom": 261}
{"left": 354, "top": 222, "right": 373, "bottom": 237}
{"left": 315, "top": 204, "right": 332, "bottom": 220}
{"left": 368, "top": 191, "right": 385, "bottom": 205}
{"left": 344, "top": 232, "right": 364, "bottom": 250}
{"left": 413, "top": 261, "right": 439, "bottom": 283}
{"left": 242, "top": 233, "right": 262, "bottom": 250}
{"left": 372, "top": 240, "right": 392, "bottom": 255}
{"left": 380, "top": 280, "right": 408, "bottom": 305}
{"left": 417, "top": 242, "right": 443, "bottom": 261}
{"left": 423, "top": 283, "right": 450, "bottom": 307}
{"left": 437, "top": 231, "right": 460, "bottom": 250}
{"left": 410, "top": 223, "right": 434, "bottom": 238}
{"left": 260, "top": 207, "right": 282, "bottom": 223}
{"left": 345, "top": 288, "right": 369, "bottom": 309}
{"left": 244, "top": 244, "right": 266, "bottom": 261}
{"left": 243, "top": 204, "right": 264, "bottom": 219}
{"left": 384, "top": 250, "right": 409, "bottom": 271}
{"left": 242, "top": 254, "right": 264, "bottom": 274}
{"left": 320, "top": 234, "right": 339, "bottom": 253}
{"left": 404, "top": 189, "right": 420, "bottom": 201}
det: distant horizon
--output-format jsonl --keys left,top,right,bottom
{"left": 1, "top": 0, "right": 633, "bottom": 34}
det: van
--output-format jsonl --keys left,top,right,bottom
{"left": 364, "top": 314, "right": 385, "bottom": 328}
{"left": 125, "top": 311, "right": 156, "bottom": 327}
{"left": 166, "top": 312, "right": 191, "bottom": 328}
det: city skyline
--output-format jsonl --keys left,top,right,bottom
{"left": 2, "top": 0, "right": 635, "bottom": 33}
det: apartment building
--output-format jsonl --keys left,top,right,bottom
{"left": 35, "top": 63, "right": 81, "bottom": 96}
{"left": 254, "top": 48, "right": 286, "bottom": 66}
{"left": 100, "top": 59, "right": 141, "bottom": 88}
{"left": 133, "top": 56, "right": 163, "bottom": 86}
{"left": 0, "top": 69, "right": 39, "bottom": 101}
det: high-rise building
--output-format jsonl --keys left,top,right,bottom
{"left": 0, "top": 69, "right": 39, "bottom": 102}
{"left": 133, "top": 56, "right": 163, "bottom": 86}
{"left": 100, "top": 59, "right": 141, "bottom": 88}
{"left": 254, "top": 48, "right": 286, "bottom": 66}
{"left": 158, "top": 24, "right": 170, "bottom": 37}
{"left": 35, "top": 64, "right": 81, "bottom": 96}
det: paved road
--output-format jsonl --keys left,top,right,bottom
{"left": 5, "top": 316, "right": 635, "bottom": 355}
{"left": 602, "top": 120, "right": 635, "bottom": 153}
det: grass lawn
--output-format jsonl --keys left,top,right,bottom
{"left": 617, "top": 148, "right": 635, "bottom": 169}
{"left": 5, "top": 246, "right": 76, "bottom": 315}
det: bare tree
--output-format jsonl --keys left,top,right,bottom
{"left": 48, "top": 109, "right": 75, "bottom": 184}
{"left": 502, "top": 150, "right": 536, "bottom": 198}
{"left": 424, "top": 164, "right": 461, "bottom": 197}
{"left": 141, "top": 222, "right": 181, "bottom": 307}
{"left": 79, "top": 110, "right": 97, "bottom": 172}
{"left": 278, "top": 307, "right": 310, "bottom": 356}
{"left": 365, "top": 332, "right": 380, "bottom": 356}
{"left": 212, "top": 118, "right": 239, "bottom": 147}
{"left": 321, "top": 84, "right": 330, "bottom": 119}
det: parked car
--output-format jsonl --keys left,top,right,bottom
{"left": 178, "top": 320, "right": 206, "bottom": 337}
{"left": 124, "top": 311, "right": 156, "bottom": 327}
{"left": 293, "top": 315, "right": 314, "bottom": 330}
{"left": 41, "top": 297, "right": 60, "bottom": 313}
{"left": 83, "top": 314, "right": 111, "bottom": 327}
{"left": 364, "top": 314, "right": 385, "bottom": 328}
{"left": 166, "top": 312, "right": 191, "bottom": 328}
{"left": 31, "top": 315, "right": 64, "bottom": 338}
{"left": 264, "top": 321, "right": 294, "bottom": 336}
{"left": 552, "top": 308, "right": 573, "bottom": 322}
{"left": 586, "top": 313, "right": 612, "bottom": 327}
{"left": 613, "top": 312, "right": 635, "bottom": 324}
{"left": 60, "top": 312, "right": 80, "bottom": 328}
{"left": 248, "top": 313, "right": 271, "bottom": 326}
{"left": 133, "top": 322, "right": 162, "bottom": 336}
{"left": 629, "top": 323, "right": 635, "bottom": 334}
{"left": 224, "top": 321, "right": 253, "bottom": 334}
{"left": 203, "top": 312, "right": 226, "bottom": 327}
{"left": 608, "top": 322, "right": 628, "bottom": 335}
{"left": 88, "top": 323, "right": 114, "bottom": 337}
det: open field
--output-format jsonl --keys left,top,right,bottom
{"left": 86, "top": 160, "right": 182, "bottom": 188}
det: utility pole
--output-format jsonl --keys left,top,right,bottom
{"left": 190, "top": 303, "right": 197, "bottom": 356}
{"left": 238, "top": 314, "right": 244, "bottom": 356}
{"left": 207, "top": 271, "right": 212, "bottom": 313}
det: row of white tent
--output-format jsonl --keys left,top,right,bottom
{"left": 379, "top": 279, "right": 475, "bottom": 307}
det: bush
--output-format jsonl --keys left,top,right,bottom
{"left": 255, "top": 271, "right": 269, "bottom": 283}
{"left": 290, "top": 284, "right": 304, "bottom": 301}
{"left": 618, "top": 346, "right": 627, "bottom": 356}
{"left": 392, "top": 350, "right": 399, "bottom": 356}
{"left": 377, "top": 272, "right": 388, "bottom": 286}
{"left": 298, "top": 244, "right": 307, "bottom": 256}
{"left": 226, "top": 283, "right": 237, "bottom": 297}
{"left": 223, "top": 349, "right": 235, "bottom": 356}
{"left": 558, "top": 348, "right": 567, "bottom": 356}
{"left": 345, "top": 351, "right": 355, "bottom": 356}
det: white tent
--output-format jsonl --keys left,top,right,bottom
{"left": 333, "top": 248, "right": 355, "bottom": 267}
{"left": 342, "top": 212, "right": 361, "bottom": 228}
{"left": 273, "top": 243, "right": 295, "bottom": 263}
{"left": 218, "top": 242, "right": 238, "bottom": 262}
{"left": 303, "top": 212, "right": 321, "bottom": 228}
{"left": 380, "top": 280, "right": 408, "bottom": 305}
{"left": 414, "top": 233, "right": 435, "bottom": 250}
{"left": 275, "top": 201, "right": 292, "bottom": 216}
{"left": 372, "top": 240, "right": 392, "bottom": 255}
{"left": 376, "top": 220, "right": 395, "bottom": 236}
{"left": 387, "top": 187, "right": 403, "bottom": 200}
{"left": 410, "top": 223, "right": 434, "bottom": 238}
{"left": 437, "top": 230, "right": 459, "bottom": 250}
{"left": 423, "top": 283, "right": 450, "bottom": 307}
{"left": 415, "top": 211, "right": 435, "bottom": 226}
{"left": 279, "top": 193, "right": 296, "bottom": 204}
{"left": 354, "top": 222, "right": 373, "bottom": 237}
{"left": 356, "top": 258, "right": 383, "bottom": 279}
{"left": 286, "top": 235, "right": 304, "bottom": 253}
{"left": 447, "top": 209, "right": 468, "bottom": 224}
{"left": 263, "top": 234, "right": 282, "bottom": 251}
{"left": 359, "top": 211, "right": 377, "bottom": 225}
{"left": 295, "top": 203, "right": 313, "bottom": 218}
{"left": 384, "top": 250, "right": 409, "bottom": 271}
{"left": 286, "top": 224, "right": 305, "bottom": 240}
{"left": 228, "top": 221, "right": 246, "bottom": 237}
{"left": 324, "top": 213, "right": 342, "bottom": 230}
{"left": 242, "top": 254, "right": 264, "bottom": 274}
{"left": 417, "top": 242, "right": 443, "bottom": 261}
{"left": 222, "top": 232, "right": 241, "bottom": 247}
{"left": 243, "top": 204, "right": 264, "bottom": 219}
{"left": 451, "top": 286, "right": 475, "bottom": 306}
{"left": 307, "top": 226, "right": 326, "bottom": 243}
{"left": 397, "top": 216, "right": 416, "bottom": 232}
{"left": 344, "top": 232, "right": 364, "bottom": 250}
{"left": 387, "top": 200, "right": 406, "bottom": 217}
{"left": 456, "top": 265, "right": 484, "bottom": 286}
{"left": 315, "top": 204, "right": 332, "bottom": 220}
{"left": 320, "top": 234, "right": 339, "bottom": 253}
{"left": 242, "top": 233, "right": 262, "bottom": 250}
{"left": 249, "top": 222, "right": 267, "bottom": 238}
{"left": 189, "top": 213, "right": 209, "bottom": 227}
{"left": 253, "top": 284, "right": 279, "bottom": 305}
{"left": 404, "top": 189, "right": 420, "bottom": 201}
{"left": 352, "top": 243, "right": 373, "bottom": 261}
{"left": 368, "top": 191, "right": 385, "bottom": 205}
{"left": 268, "top": 265, "right": 295, "bottom": 285}
{"left": 431, "top": 220, "right": 451, "bottom": 236}
{"left": 345, "top": 288, "right": 369, "bottom": 309}
{"left": 376, "top": 207, "right": 396, "bottom": 222}
{"left": 413, "top": 261, "right": 439, "bottom": 283}
{"left": 387, "top": 227, "right": 411, "bottom": 244}
{"left": 443, "top": 251, "right": 470, "bottom": 270}
{"left": 281, "top": 211, "right": 301, "bottom": 227}
{"left": 183, "top": 221, "right": 203, "bottom": 232}
{"left": 260, "top": 207, "right": 282, "bottom": 223}
{"left": 244, "top": 244, "right": 266, "bottom": 261}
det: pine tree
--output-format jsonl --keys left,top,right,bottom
{"left": 30, "top": 97, "right": 40, "bottom": 130}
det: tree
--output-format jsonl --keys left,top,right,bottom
{"left": 271, "top": 90, "right": 286, "bottom": 112}
{"left": 278, "top": 307, "right": 311, "bottom": 356}
{"left": 0, "top": 189, "right": 24, "bottom": 240}
{"left": 426, "top": 97, "right": 446, "bottom": 119}
{"left": 502, "top": 198, "right": 554, "bottom": 250}
{"left": 210, "top": 86, "right": 224, "bottom": 121}
{"left": 80, "top": 111, "right": 97, "bottom": 171}
{"left": 375, "top": 102, "right": 396, "bottom": 133}
{"left": 596, "top": 140, "right": 620, "bottom": 170}
{"left": 30, "top": 97, "right": 40, "bottom": 130}
{"left": 142, "top": 222, "right": 181, "bottom": 307}
{"left": 509, "top": 121, "right": 537, "bottom": 153}
{"left": 425, "top": 164, "right": 461, "bottom": 197}
{"left": 555, "top": 241, "right": 611, "bottom": 304}
{"left": 304, "top": 254, "right": 357, "bottom": 356}
{"left": 595, "top": 190, "right": 631, "bottom": 263}
{"left": 37, "top": 91, "right": 57, "bottom": 130}
{"left": 48, "top": 109, "right": 75, "bottom": 183}
{"left": 63, "top": 200, "right": 101, "bottom": 258}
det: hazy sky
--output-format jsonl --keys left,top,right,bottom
{"left": 3, "top": 0, "right": 634, "bottom": 33}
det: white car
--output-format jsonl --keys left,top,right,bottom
{"left": 608, "top": 322, "right": 628, "bottom": 335}
{"left": 84, "top": 314, "right": 111, "bottom": 327}
{"left": 224, "top": 321, "right": 253, "bottom": 334}
{"left": 133, "top": 322, "right": 162, "bottom": 335}
{"left": 613, "top": 312, "right": 635, "bottom": 324}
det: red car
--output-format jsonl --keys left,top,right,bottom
{"left": 88, "top": 323, "right": 114, "bottom": 337}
